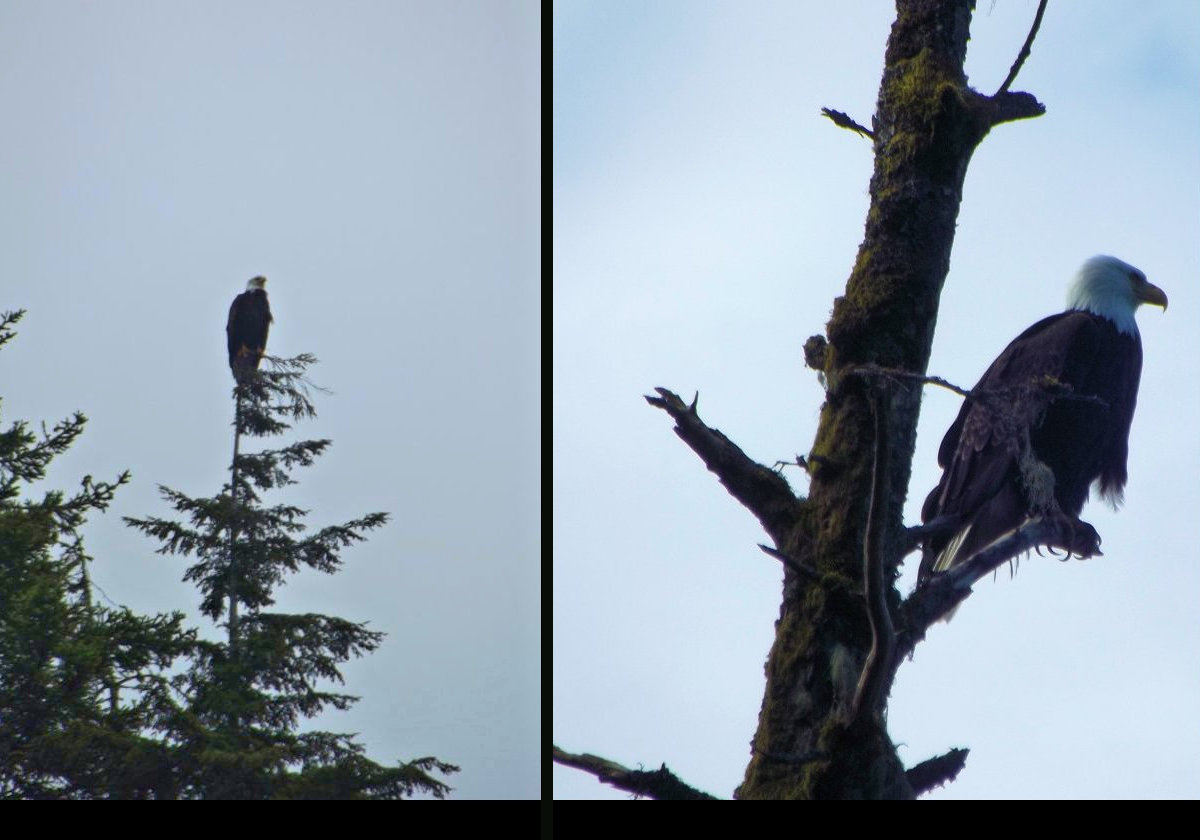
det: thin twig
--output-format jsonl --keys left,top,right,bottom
{"left": 849, "top": 363, "right": 1108, "bottom": 408}
{"left": 996, "top": 0, "right": 1048, "bottom": 94}
{"left": 849, "top": 363, "right": 971, "bottom": 397}
{"left": 758, "top": 543, "right": 819, "bottom": 580}
{"left": 772, "top": 454, "right": 809, "bottom": 474}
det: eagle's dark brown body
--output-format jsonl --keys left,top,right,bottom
{"left": 919, "top": 310, "right": 1142, "bottom": 582}
{"left": 226, "top": 281, "right": 272, "bottom": 383}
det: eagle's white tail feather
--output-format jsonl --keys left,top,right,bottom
{"left": 933, "top": 524, "right": 972, "bottom": 573}
{"left": 935, "top": 516, "right": 1039, "bottom": 574}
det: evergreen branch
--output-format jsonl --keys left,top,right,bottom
{"left": 117, "top": 349, "right": 449, "bottom": 798}
{"left": 242, "top": 612, "right": 385, "bottom": 693}
{"left": 234, "top": 439, "right": 331, "bottom": 492}
{"left": 0, "top": 412, "right": 88, "bottom": 489}
{"left": 0, "top": 308, "right": 25, "bottom": 349}
{"left": 49, "top": 470, "right": 132, "bottom": 532}
{"left": 293, "top": 513, "right": 390, "bottom": 574}
{"left": 123, "top": 512, "right": 224, "bottom": 557}
{"left": 394, "top": 756, "right": 459, "bottom": 799}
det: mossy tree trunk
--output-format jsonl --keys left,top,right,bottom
{"left": 556, "top": 0, "right": 1047, "bottom": 800}
{"left": 728, "top": 0, "right": 1043, "bottom": 799}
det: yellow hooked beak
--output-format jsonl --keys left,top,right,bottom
{"left": 1135, "top": 276, "right": 1168, "bottom": 311}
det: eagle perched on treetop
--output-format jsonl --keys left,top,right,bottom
{"left": 226, "top": 275, "right": 272, "bottom": 384}
{"left": 919, "top": 255, "right": 1166, "bottom": 583}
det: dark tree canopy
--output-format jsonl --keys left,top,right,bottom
{"left": 0, "top": 308, "right": 455, "bottom": 798}
{"left": 0, "top": 310, "right": 194, "bottom": 799}
{"left": 125, "top": 356, "right": 458, "bottom": 799}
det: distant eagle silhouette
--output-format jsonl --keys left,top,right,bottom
{"left": 226, "top": 276, "right": 272, "bottom": 383}
{"left": 919, "top": 256, "right": 1166, "bottom": 582}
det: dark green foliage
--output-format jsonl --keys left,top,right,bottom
{"left": 0, "top": 310, "right": 453, "bottom": 799}
{"left": 0, "top": 310, "right": 194, "bottom": 799}
{"left": 124, "top": 354, "right": 456, "bottom": 799}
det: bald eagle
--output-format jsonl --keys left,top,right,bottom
{"left": 226, "top": 276, "right": 272, "bottom": 383}
{"left": 919, "top": 256, "right": 1166, "bottom": 582}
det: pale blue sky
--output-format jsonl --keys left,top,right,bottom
{"left": 555, "top": 1, "right": 1200, "bottom": 799}
{"left": 0, "top": 1, "right": 539, "bottom": 799}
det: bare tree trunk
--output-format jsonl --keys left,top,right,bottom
{"left": 735, "top": 0, "right": 1042, "bottom": 799}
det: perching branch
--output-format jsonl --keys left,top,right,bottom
{"left": 996, "top": 0, "right": 1049, "bottom": 95}
{"left": 820, "top": 107, "right": 874, "bottom": 139}
{"left": 849, "top": 363, "right": 1108, "bottom": 408}
{"left": 645, "top": 387, "right": 805, "bottom": 546}
{"left": 552, "top": 745, "right": 719, "bottom": 800}
{"left": 898, "top": 515, "right": 1101, "bottom": 658}
{"left": 849, "top": 363, "right": 972, "bottom": 398}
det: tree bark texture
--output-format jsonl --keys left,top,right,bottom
{"left": 735, "top": 0, "right": 1042, "bottom": 799}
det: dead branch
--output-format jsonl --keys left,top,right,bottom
{"left": 820, "top": 107, "right": 874, "bottom": 139}
{"left": 850, "top": 363, "right": 1108, "bottom": 408}
{"left": 977, "top": 89, "right": 1046, "bottom": 128}
{"left": 898, "top": 515, "right": 1101, "bottom": 658}
{"left": 849, "top": 363, "right": 972, "bottom": 398}
{"left": 996, "top": 0, "right": 1049, "bottom": 95}
{"left": 906, "top": 747, "right": 970, "bottom": 795}
{"left": 645, "top": 387, "right": 805, "bottom": 546}
{"left": 553, "top": 745, "right": 719, "bottom": 800}
{"left": 758, "top": 543, "right": 819, "bottom": 581}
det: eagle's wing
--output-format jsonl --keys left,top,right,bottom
{"left": 919, "top": 312, "right": 1107, "bottom": 578}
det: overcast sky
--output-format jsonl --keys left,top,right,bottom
{"left": 555, "top": 1, "right": 1200, "bottom": 799}
{"left": 0, "top": 1, "right": 539, "bottom": 799}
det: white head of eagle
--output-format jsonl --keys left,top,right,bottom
{"left": 919, "top": 255, "right": 1166, "bottom": 582}
{"left": 226, "top": 275, "right": 273, "bottom": 383}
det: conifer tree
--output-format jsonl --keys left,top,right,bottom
{"left": 125, "top": 354, "right": 457, "bottom": 799}
{"left": 0, "top": 310, "right": 194, "bottom": 799}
